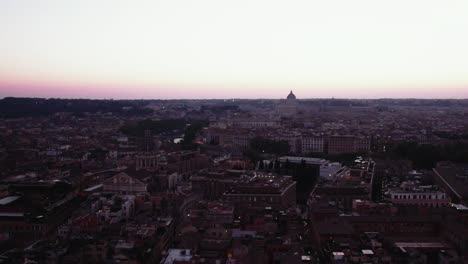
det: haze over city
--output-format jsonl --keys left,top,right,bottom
{"left": 2, "top": 1, "right": 468, "bottom": 262}
{"left": 1, "top": 0, "right": 468, "bottom": 99}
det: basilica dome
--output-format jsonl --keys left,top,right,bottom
{"left": 287, "top": 90, "right": 296, "bottom": 100}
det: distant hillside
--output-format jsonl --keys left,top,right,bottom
{"left": 0, "top": 97, "right": 153, "bottom": 118}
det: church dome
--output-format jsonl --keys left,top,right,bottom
{"left": 287, "top": 90, "right": 296, "bottom": 100}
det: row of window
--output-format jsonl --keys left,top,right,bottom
{"left": 2, "top": 224, "right": 43, "bottom": 232}
{"left": 392, "top": 193, "right": 446, "bottom": 200}
{"left": 226, "top": 195, "right": 280, "bottom": 203}
{"left": 391, "top": 202, "right": 447, "bottom": 208}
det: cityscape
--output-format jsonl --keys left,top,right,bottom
{"left": 0, "top": 94, "right": 467, "bottom": 263}
{"left": 1, "top": 0, "right": 468, "bottom": 263}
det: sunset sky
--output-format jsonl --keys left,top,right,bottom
{"left": 1, "top": 0, "right": 467, "bottom": 99}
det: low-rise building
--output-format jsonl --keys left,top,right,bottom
{"left": 388, "top": 182, "right": 450, "bottom": 208}
{"left": 102, "top": 172, "right": 148, "bottom": 195}
{"left": 223, "top": 173, "right": 296, "bottom": 209}
{"left": 301, "top": 136, "right": 324, "bottom": 154}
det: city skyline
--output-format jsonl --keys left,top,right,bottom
{"left": 2, "top": 1, "right": 468, "bottom": 261}
{"left": 1, "top": 0, "right": 468, "bottom": 99}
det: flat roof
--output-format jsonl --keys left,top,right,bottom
{"left": 83, "top": 184, "right": 103, "bottom": 192}
{"left": 0, "top": 196, "right": 21, "bottom": 205}
{"left": 232, "top": 230, "right": 257, "bottom": 238}
{"left": 0, "top": 212, "right": 24, "bottom": 217}
{"left": 451, "top": 203, "right": 468, "bottom": 211}
{"left": 279, "top": 156, "right": 328, "bottom": 164}
{"left": 115, "top": 240, "right": 134, "bottom": 249}
{"left": 433, "top": 168, "right": 465, "bottom": 199}
{"left": 395, "top": 242, "right": 445, "bottom": 248}
{"left": 163, "top": 249, "right": 192, "bottom": 264}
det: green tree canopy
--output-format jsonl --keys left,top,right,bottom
{"left": 249, "top": 137, "right": 289, "bottom": 156}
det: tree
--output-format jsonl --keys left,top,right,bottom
{"left": 259, "top": 160, "right": 265, "bottom": 170}
{"left": 383, "top": 140, "right": 468, "bottom": 169}
{"left": 274, "top": 160, "right": 281, "bottom": 173}
{"left": 300, "top": 159, "right": 306, "bottom": 168}
{"left": 284, "top": 159, "right": 291, "bottom": 171}
{"left": 249, "top": 137, "right": 289, "bottom": 156}
{"left": 243, "top": 148, "right": 261, "bottom": 163}
{"left": 161, "top": 197, "right": 168, "bottom": 215}
{"left": 268, "top": 161, "right": 274, "bottom": 171}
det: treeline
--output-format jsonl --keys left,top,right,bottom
{"left": 242, "top": 137, "right": 289, "bottom": 162}
{"left": 0, "top": 97, "right": 152, "bottom": 118}
{"left": 374, "top": 99, "right": 468, "bottom": 107}
{"left": 381, "top": 141, "right": 468, "bottom": 169}
{"left": 200, "top": 104, "right": 239, "bottom": 112}
{"left": 120, "top": 119, "right": 209, "bottom": 149}
{"left": 121, "top": 119, "right": 189, "bottom": 137}
{"left": 182, "top": 120, "right": 209, "bottom": 147}
{"left": 311, "top": 99, "right": 468, "bottom": 107}
{"left": 433, "top": 131, "right": 468, "bottom": 140}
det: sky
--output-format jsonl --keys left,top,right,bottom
{"left": 0, "top": 0, "right": 467, "bottom": 99}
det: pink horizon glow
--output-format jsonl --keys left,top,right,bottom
{"left": 0, "top": 78, "right": 467, "bottom": 99}
{"left": 1, "top": 0, "right": 468, "bottom": 99}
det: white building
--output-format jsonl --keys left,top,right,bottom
{"left": 278, "top": 156, "right": 344, "bottom": 179}
{"left": 319, "top": 162, "right": 345, "bottom": 179}
{"left": 301, "top": 136, "right": 325, "bottom": 154}
{"left": 167, "top": 172, "right": 182, "bottom": 189}
{"left": 161, "top": 249, "right": 193, "bottom": 264}
{"left": 275, "top": 132, "right": 302, "bottom": 153}
{"left": 388, "top": 182, "right": 450, "bottom": 207}
{"left": 93, "top": 194, "right": 136, "bottom": 223}
{"left": 231, "top": 119, "right": 280, "bottom": 129}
